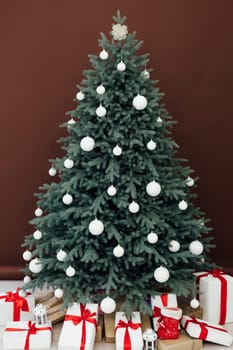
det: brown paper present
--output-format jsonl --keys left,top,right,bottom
{"left": 157, "top": 332, "right": 203, "bottom": 350}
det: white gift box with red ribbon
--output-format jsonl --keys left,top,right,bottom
{"left": 115, "top": 311, "right": 143, "bottom": 350}
{"left": 58, "top": 303, "right": 98, "bottom": 350}
{"left": 3, "top": 320, "right": 52, "bottom": 349}
{"left": 151, "top": 293, "right": 178, "bottom": 331}
{"left": 181, "top": 315, "right": 233, "bottom": 347}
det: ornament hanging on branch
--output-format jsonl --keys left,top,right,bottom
{"left": 48, "top": 166, "right": 57, "bottom": 176}
{"left": 157, "top": 117, "right": 163, "bottom": 124}
{"left": 54, "top": 288, "right": 64, "bottom": 299}
{"left": 107, "top": 185, "right": 117, "bottom": 196}
{"left": 146, "top": 181, "right": 161, "bottom": 197}
{"left": 154, "top": 266, "right": 170, "bottom": 283}
{"left": 141, "top": 69, "right": 150, "bottom": 79}
{"left": 128, "top": 201, "right": 140, "bottom": 213}
{"left": 113, "top": 244, "right": 124, "bottom": 257}
{"left": 66, "top": 265, "right": 76, "bottom": 277}
{"left": 64, "top": 159, "right": 74, "bottom": 169}
{"left": 34, "top": 207, "right": 43, "bottom": 217}
{"left": 56, "top": 249, "right": 67, "bottom": 262}
{"left": 22, "top": 250, "right": 32, "bottom": 261}
{"left": 189, "top": 240, "right": 204, "bottom": 255}
{"left": 133, "top": 94, "right": 148, "bottom": 110}
{"left": 117, "top": 60, "right": 126, "bottom": 72}
{"left": 23, "top": 275, "right": 31, "bottom": 284}
{"left": 190, "top": 298, "right": 200, "bottom": 309}
{"left": 67, "top": 118, "right": 76, "bottom": 126}
{"left": 147, "top": 232, "right": 158, "bottom": 244}
{"left": 29, "top": 258, "right": 43, "bottom": 274}
{"left": 88, "top": 218, "right": 104, "bottom": 236}
{"left": 186, "top": 176, "right": 194, "bottom": 187}
{"left": 111, "top": 24, "right": 128, "bottom": 41}
{"left": 96, "top": 84, "right": 105, "bottom": 95}
{"left": 33, "top": 229, "right": 43, "bottom": 240}
{"left": 99, "top": 49, "right": 109, "bottom": 60}
{"left": 100, "top": 296, "right": 116, "bottom": 313}
{"left": 62, "top": 193, "right": 73, "bottom": 205}
{"left": 147, "top": 140, "right": 157, "bottom": 151}
{"left": 96, "top": 104, "right": 107, "bottom": 117}
{"left": 178, "top": 200, "right": 188, "bottom": 211}
{"left": 113, "top": 145, "right": 122, "bottom": 156}
{"left": 76, "top": 91, "right": 85, "bottom": 101}
{"left": 168, "top": 240, "right": 180, "bottom": 253}
{"left": 80, "top": 136, "right": 95, "bottom": 152}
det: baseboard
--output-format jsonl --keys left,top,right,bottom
{"left": 0, "top": 265, "right": 24, "bottom": 280}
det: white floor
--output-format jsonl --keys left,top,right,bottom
{"left": 0, "top": 280, "right": 232, "bottom": 349}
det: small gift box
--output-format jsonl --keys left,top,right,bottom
{"left": 0, "top": 289, "right": 35, "bottom": 326}
{"left": 3, "top": 320, "right": 52, "bottom": 349}
{"left": 156, "top": 307, "right": 182, "bottom": 339}
{"left": 58, "top": 303, "right": 98, "bottom": 350}
{"left": 195, "top": 269, "right": 233, "bottom": 324}
{"left": 157, "top": 332, "right": 203, "bottom": 350}
{"left": 181, "top": 315, "right": 233, "bottom": 347}
{"left": 151, "top": 293, "right": 177, "bottom": 331}
{"left": 115, "top": 311, "right": 143, "bottom": 350}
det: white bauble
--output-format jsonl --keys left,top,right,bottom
{"left": 154, "top": 266, "right": 170, "bottom": 283}
{"left": 54, "top": 288, "right": 64, "bottom": 299}
{"left": 34, "top": 207, "right": 43, "bottom": 217}
{"left": 113, "top": 145, "right": 122, "bottom": 156}
{"left": 80, "top": 136, "right": 95, "bottom": 152}
{"left": 99, "top": 49, "right": 109, "bottom": 60}
{"left": 169, "top": 240, "right": 180, "bottom": 253}
{"left": 89, "top": 219, "right": 104, "bottom": 236}
{"left": 96, "top": 104, "right": 107, "bottom": 117}
{"left": 147, "top": 232, "right": 158, "bottom": 244}
{"left": 157, "top": 117, "right": 163, "bottom": 124}
{"left": 113, "top": 245, "right": 124, "bottom": 257}
{"left": 178, "top": 200, "right": 188, "bottom": 211}
{"left": 133, "top": 94, "right": 148, "bottom": 110}
{"left": 142, "top": 69, "right": 150, "bottom": 79}
{"left": 23, "top": 275, "right": 31, "bottom": 284}
{"left": 128, "top": 201, "right": 140, "bottom": 213}
{"left": 29, "top": 258, "right": 43, "bottom": 274}
{"left": 107, "top": 185, "right": 117, "bottom": 196}
{"left": 117, "top": 60, "right": 126, "bottom": 72}
{"left": 67, "top": 118, "right": 76, "bottom": 125}
{"left": 76, "top": 91, "right": 85, "bottom": 101}
{"left": 190, "top": 298, "right": 200, "bottom": 309}
{"left": 96, "top": 84, "right": 105, "bottom": 95}
{"left": 146, "top": 181, "right": 161, "bottom": 197}
{"left": 64, "top": 159, "right": 74, "bottom": 169}
{"left": 49, "top": 166, "right": 57, "bottom": 176}
{"left": 186, "top": 176, "right": 194, "bottom": 187}
{"left": 33, "top": 229, "right": 43, "bottom": 240}
{"left": 22, "top": 250, "right": 32, "bottom": 261}
{"left": 56, "top": 249, "right": 67, "bottom": 262}
{"left": 66, "top": 265, "right": 76, "bottom": 277}
{"left": 189, "top": 240, "right": 204, "bottom": 256}
{"left": 100, "top": 296, "right": 116, "bottom": 313}
{"left": 62, "top": 193, "right": 73, "bottom": 205}
{"left": 147, "top": 140, "right": 157, "bottom": 151}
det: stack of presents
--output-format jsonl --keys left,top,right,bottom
{"left": 1, "top": 268, "right": 233, "bottom": 349}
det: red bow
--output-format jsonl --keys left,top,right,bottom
{"left": 184, "top": 317, "right": 227, "bottom": 340}
{"left": 5, "top": 321, "right": 51, "bottom": 350}
{"left": 65, "top": 304, "right": 97, "bottom": 350}
{"left": 0, "top": 289, "right": 30, "bottom": 321}
{"left": 115, "top": 319, "right": 141, "bottom": 350}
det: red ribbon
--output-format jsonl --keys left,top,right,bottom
{"left": 161, "top": 293, "right": 168, "bottom": 307}
{"left": 184, "top": 317, "right": 228, "bottom": 340}
{"left": 0, "top": 289, "right": 30, "bottom": 321}
{"left": 115, "top": 319, "right": 141, "bottom": 350}
{"left": 5, "top": 321, "right": 51, "bottom": 350}
{"left": 196, "top": 269, "right": 227, "bottom": 324}
{"left": 65, "top": 304, "right": 97, "bottom": 350}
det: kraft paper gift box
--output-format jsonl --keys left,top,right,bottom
{"left": 58, "top": 303, "right": 98, "bottom": 350}
{"left": 195, "top": 269, "right": 233, "bottom": 324}
{"left": 3, "top": 320, "right": 52, "bottom": 349}
{"left": 151, "top": 293, "right": 178, "bottom": 331}
{"left": 0, "top": 289, "right": 35, "bottom": 326}
{"left": 181, "top": 315, "right": 233, "bottom": 347}
{"left": 115, "top": 311, "right": 143, "bottom": 350}
{"left": 157, "top": 332, "right": 203, "bottom": 350}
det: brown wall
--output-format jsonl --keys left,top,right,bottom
{"left": 0, "top": 0, "right": 233, "bottom": 278}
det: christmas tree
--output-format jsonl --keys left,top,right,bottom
{"left": 22, "top": 11, "right": 214, "bottom": 315}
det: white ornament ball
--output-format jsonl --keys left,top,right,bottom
{"left": 113, "top": 244, "right": 124, "bottom": 257}
{"left": 147, "top": 232, "right": 158, "bottom": 244}
{"left": 178, "top": 200, "right": 188, "bottom": 211}
{"left": 189, "top": 240, "right": 204, "bottom": 256}
{"left": 186, "top": 176, "right": 194, "bottom": 187}
{"left": 128, "top": 201, "right": 140, "bottom": 213}
{"left": 142, "top": 69, "right": 150, "bottom": 79}
{"left": 56, "top": 249, "right": 67, "bottom": 262}
{"left": 23, "top": 275, "right": 31, "bottom": 284}
{"left": 96, "top": 104, "right": 107, "bottom": 117}
{"left": 34, "top": 207, "right": 43, "bottom": 217}
{"left": 54, "top": 288, "right": 64, "bottom": 299}
{"left": 99, "top": 49, "right": 109, "bottom": 60}
{"left": 48, "top": 166, "right": 57, "bottom": 176}
{"left": 146, "top": 181, "right": 161, "bottom": 197}
{"left": 169, "top": 240, "right": 180, "bottom": 253}
{"left": 66, "top": 265, "right": 76, "bottom": 277}
{"left": 107, "top": 185, "right": 117, "bottom": 196}
{"left": 154, "top": 266, "right": 170, "bottom": 283}
{"left": 100, "top": 297, "right": 116, "bottom": 313}
{"left": 33, "top": 229, "right": 43, "bottom": 240}
{"left": 64, "top": 159, "right": 74, "bottom": 169}
{"left": 76, "top": 91, "right": 85, "bottom": 101}
{"left": 80, "top": 136, "right": 95, "bottom": 152}
{"left": 67, "top": 118, "right": 76, "bottom": 125}
{"left": 147, "top": 140, "right": 157, "bottom": 151}
{"left": 62, "top": 193, "right": 73, "bottom": 205}
{"left": 190, "top": 298, "right": 200, "bottom": 309}
{"left": 117, "top": 60, "right": 126, "bottom": 72}
{"left": 96, "top": 84, "right": 105, "bottom": 95}
{"left": 22, "top": 250, "right": 32, "bottom": 261}
{"left": 113, "top": 145, "right": 122, "bottom": 156}
{"left": 157, "top": 117, "right": 163, "bottom": 124}
{"left": 89, "top": 219, "right": 104, "bottom": 236}
{"left": 29, "top": 258, "right": 43, "bottom": 274}
{"left": 133, "top": 94, "right": 148, "bottom": 110}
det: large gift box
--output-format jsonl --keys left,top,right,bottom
{"left": 58, "top": 303, "right": 98, "bottom": 350}
{"left": 196, "top": 269, "right": 233, "bottom": 324}
{"left": 157, "top": 332, "right": 203, "bottom": 350}
{"left": 3, "top": 320, "right": 52, "bottom": 349}
{"left": 115, "top": 311, "right": 143, "bottom": 350}
{"left": 151, "top": 293, "right": 178, "bottom": 331}
{"left": 181, "top": 315, "right": 233, "bottom": 347}
{"left": 0, "top": 289, "right": 35, "bottom": 326}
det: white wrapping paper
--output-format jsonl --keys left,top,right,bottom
{"left": 151, "top": 293, "right": 178, "bottom": 331}
{"left": 115, "top": 311, "right": 143, "bottom": 350}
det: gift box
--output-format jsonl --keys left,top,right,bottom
{"left": 58, "top": 303, "right": 98, "bottom": 350}
{"left": 157, "top": 332, "right": 203, "bottom": 350}
{"left": 115, "top": 311, "right": 143, "bottom": 350}
{"left": 156, "top": 307, "right": 182, "bottom": 339}
{"left": 0, "top": 289, "right": 35, "bottom": 326}
{"left": 151, "top": 293, "right": 177, "bottom": 331}
{"left": 181, "top": 315, "right": 233, "bottom": 347}
{"left": 3, "top": 320, "right": 52, "bottom": 349}
{"left": 195, "top": 269, "right": 233, "bottom": 324}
